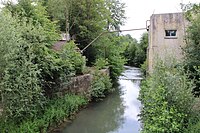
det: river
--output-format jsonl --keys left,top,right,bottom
{"left": 61, "top": 66, "right": 142, "bottom": 133}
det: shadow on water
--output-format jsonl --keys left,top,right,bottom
{"left": 61, "top": 66, "right": 141, "bottom": 133}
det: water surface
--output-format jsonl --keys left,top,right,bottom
{"left": 62, "top": 66, "right": 142, "bottom": 133}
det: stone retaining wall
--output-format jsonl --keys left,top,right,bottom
{"left": 0, "top": 69, "right": 110, "bottom": 113}
{"left": 60, "top": 74, "right": 93, "bottom": 96}
{"left": 56, "top": 68, "right": 109, "bottom": 97}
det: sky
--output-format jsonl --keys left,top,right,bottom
{"left": 121, "top": 0, "right": 200, "bottom": 41}
{"left": 1, "top": 0, "right": 200, "bottom": 41}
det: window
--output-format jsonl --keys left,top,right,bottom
{"left": 165, "top": 30, "right": 177, "bottom": 37}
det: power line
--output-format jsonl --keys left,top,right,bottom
{"left": 81, "top": 27, "right": 147, "bottom": 53}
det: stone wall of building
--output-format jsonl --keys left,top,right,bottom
{"left": 147, "top": 13, "right": 188, "bottom": 73}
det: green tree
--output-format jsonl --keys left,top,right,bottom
{"left": 94, "top": 34, "right": 127, "bottom": 80}
{"left": 122, "top": 32, "right": 148, "bottom": 67}
{"left": 134, "top": 32, "right": 148, "bottom": 67}
{"left": 46, "top": 0, "right": 73, "bottom": 36}
{"left": 123, "top": 34, "right": 138, "bottom": 66}
{"left": 44, "top": 0, "right": 126, "bottom": 65}
{"left": 4, "top": 0, "right": 59, "bottom": 44}
{"left": 106, "top": 0, "right": 126, "bottom": 30}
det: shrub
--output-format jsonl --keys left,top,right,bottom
{"left": 90, "top": 70, "right": 113, "bottom": 100}
{"left": 0, "top": 12, "right": 47, "bottom": 121}
{"left": 37, "top": 46, "right": 73, "bottom": 97}
{"left": 60, "top": 41, "right": 86, "bottom": 75}
{"left": 0, "top": 11, "right": 75, "bottom": 122}
{"left": 140, "top": 59, "right": 147, "bottom": 76}
{"left": 184, "top": 79, "right": 200, "bottom": 132}
{"left": 108, "top": 55, "right": 126, "bottom": 80}
{"left": 94, "top": 58, "right": 109, "bottom": 70}
{"left": 139, "top": 60, "right": 196, "bottom": 133}
{"left": 185, "top": 118, "right": 200, "bottom": 133}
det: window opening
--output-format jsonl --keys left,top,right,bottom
{"left": 165, "top": 30, "right": 177, "bottom": 36}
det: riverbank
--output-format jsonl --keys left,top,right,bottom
{"left": 0, "top": 94, "right": 88, "bottom": 133}
{"left": 0, "top": 67, "right": 113, "bottom": 132}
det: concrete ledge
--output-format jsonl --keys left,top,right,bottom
{"left": 164, "top": 36, "right": 178, "bottom": 39}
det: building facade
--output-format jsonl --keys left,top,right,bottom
{"left": 147, "top": 12, "right": 188, "bottom": 73}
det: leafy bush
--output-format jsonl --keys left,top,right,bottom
{"left": 37, "top": 47, "right": 73, "bottom": 97}
{"left": 183, "top": 98, "right": 200, "bottom": 132}
{"left": 90, "top": 70, "right": 113, "bottom": 100}
{"left": 0, "top": 12, "right": 47, "bottom": 121}
{"left": 140, "top": 59, "right": 147, "bottom": 76}
{"left": 185, "top": 118, "right": 200, "bottom": 133}
{"left": 60, "top": 41, "right": 86, "bottom": 75}
{"left": 94, "top": 58, "right": 109, "bottom": 70}
{"left": 0, "top": 11, "right": 76, "bottom": 122}
{"left": 0, "top": 94, "right": 87, "bottom": 133}
{"left": 2, "top": 43, "right": 46, "bottom": 121}
{"left": 139, "top": 60, "right": 196, "bottom": 133}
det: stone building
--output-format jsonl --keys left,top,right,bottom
{"left": 147, "top": 12, "right": 188, "bottom": 73}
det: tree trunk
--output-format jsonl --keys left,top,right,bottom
{"left": 65, "top": 6, "right": 70, "bottom": 41}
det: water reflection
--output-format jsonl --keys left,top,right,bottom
{"left": 109, "top": 80, "right": 141, "bottom": 133}
{"left": 62, "top": 66, "right": 141, "bottom": 133}
{"left": 62, "top": 88, "right": 125, "bottom": 133}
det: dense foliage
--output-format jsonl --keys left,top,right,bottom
{"left": 4, "top": 0, "right": 60, "bottom": 43}
{"left": 90, "top": 70, "right": 113, "bottom": 100}
{"left": 183, "top": 3, "right": 200, "bottom": 96}
{"left": 123, "top": 34, "right": 138, "bottom": 66}
{"left": 59, "top": 41, "right": 86, "bottom": 75}
{"left": 139, "top": 60, "right": 197, "bottom": 133}
{"left": 0, "top": 12, "right": 47, "bottom": 121}
{"left": 44, "top": 0, "right": 126, "bottom": 64}
{"left": 94, "top": 34, "right": 127, "bottom": 80}
{"left": 0, "top": 9, "right": 85, "bottom": 124}
{"left": 0, "top": 0, "right": 127, "bottom": 132}
{"left": 123, "top": 33, "right": 148, "bottom": 67}
{"left": 43, "top": 0, "right": 127, "bottom": 80}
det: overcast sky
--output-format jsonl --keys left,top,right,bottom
{"left": 121, "top": 0, "right": 200, "bottom": 41}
